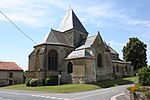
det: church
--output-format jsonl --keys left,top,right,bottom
{"left": 27, "top": 9, "right": 133, "bottom": 84}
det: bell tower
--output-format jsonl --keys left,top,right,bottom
{"left": 58, "top": 9, "right": 88, "bottom": 48}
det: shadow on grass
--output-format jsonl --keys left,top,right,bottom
{"left": 91, "top": 78, "right": 134, "bottom": 88}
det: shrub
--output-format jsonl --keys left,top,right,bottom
{"left": 45, "top": 75, "right": 58, "bottom": 86}
{"left": 138, "top": 67, "right": 150, "bottom": 86}
{"left": 29, "top": 78, "right": 38, "bottom": 87}
{"left": 25, "top": 78, "right": 32, "bottom": 86}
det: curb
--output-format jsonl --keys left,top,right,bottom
{"left": 111, "top": 93, "right": 125, "bottom": 100}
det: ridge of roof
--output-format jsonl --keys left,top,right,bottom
{"left": 58, "top": 9, "right": 88, "bottom": 33}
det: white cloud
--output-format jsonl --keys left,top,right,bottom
{"left": 46, "top": 0, "right": 69, "bottom": 10}
{"left": 70, "top": 1, "right": 150, "bottom": 30}
{"left": 1, "top": 0, "right": 150, "bottom": 30}
{"left": 0, "top": 0, "right": 55, "bottom": 27}
{"left": 0, "top": 0, "right": 25, "bottom": 8}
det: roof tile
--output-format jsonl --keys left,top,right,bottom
{"left": 0, "top": 62, "right": 23, "bottom": 71}
{"left": 58, "top": 9, "right": 88, "bottom": 33}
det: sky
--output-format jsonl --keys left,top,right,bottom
{"left": 0, "top": 0, "right": 150, "bottom": 70}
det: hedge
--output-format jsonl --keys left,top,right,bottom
{"left": 138, "top": 67, "right": 150, "bottom": 86}
{"left": 44, "top": 75, "right": 58, "bottom": 86}
{"left": 25, "top": 75, "right": 58, "bottom": 86}
{"left": 29, "top": 78, "right": 38, "bottom": 87}
{"left": 25, "top": 78, "right": 38, "bottom": 87}
{"left": 25, "top": 78, "right": 32, "bottom": 86}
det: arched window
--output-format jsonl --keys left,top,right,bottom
{"left": 48, "top": 49, "right": 58, "bottom": 71}
{"left": 35, "top": 49, "right": 40, "bottom": 70}
{"left": 67, "top": 62, "right": 73, "bottom": 74}
{"left": 124, "top": 66, "right": 127, "bottom": 72}
{"left": 116, "top": 65, "right": 119, "bottom": 73}
{"left": 97, "top": 53, "right": 103, "bottom": 67}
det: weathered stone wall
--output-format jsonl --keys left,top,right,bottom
{"left": 0, "top": 71, "right": 8, "bottom": 86}
{"left": 91, "top": 34, "right": 114, "bottom": 81}
{"left": 13, "top": 71, "right": 23, "bottom": 84}
{"left": 28, "top": 45, "right": 46, "bottom": 71}
{"left": 72, "top": 59, "right": 85, "bottom": 84}
{"left": 65, "top": 29, "right": 88, "bottom": 48}
{"left": 65, "top": 58, "right": 97, "bottom": 84}
{"left": 26, "top": 71, "right": 38, "bottom": 78}
{"left": 28, "top": 44, "right": 73, "bottom": 79}
{"left": 0, "top": 71, "right": 23, "bottom": 86}
{"left": 112, "top": 62, "right": 133, "bottom": 78}
{"left": 84, "top": 59, "right": 96, "bottom": 83}
{"left": 125, "top": 89, "right": 150, "bottom": 100}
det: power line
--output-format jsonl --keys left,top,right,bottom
{"left": 0, "top": 10, "right": 37, "bottom": 44}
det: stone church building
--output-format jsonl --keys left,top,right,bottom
{"left": 27, "top": 9, "right": 133, "bottom": 84}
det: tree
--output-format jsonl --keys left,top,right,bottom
{"left": 122, "top": 37, "right": 147, "bottom": 71}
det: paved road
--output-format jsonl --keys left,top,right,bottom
{"left": 0, "top": 84, "right": 132, "bottom": 100}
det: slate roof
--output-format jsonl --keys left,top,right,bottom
{"left": 66, "top": 49, "right": 93, "bottom": 60}
{"left": 0, "top": 62, "right": 23, "bottom": 71}
{"left": 76, "top": 35, "right": 97, "bottom": 50}
{"left": 38, "top": 29, "right": 73, "bottom": 47}
{"left": 112, "top": 60, "right": 131, "bottom": 64}
{"left": 108, "top": 46, "right": 118, "bottom": 55}
{"left": 58, "top": 9, "right": 88, "bottom": 33}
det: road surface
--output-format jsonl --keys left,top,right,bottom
{"left": 0, "top": 84, "right": 132, "bottom": 100}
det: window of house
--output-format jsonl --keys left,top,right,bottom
{"left": 67, "top": 62, "right": 73, "bottom": 74}
{"left": 97, "top": 53, "right": 103, "bottom": 67}
{"left": 9, "top": 72, "right": 13, "bottom": 78}
{"left": 48, "top": 49, "right": 58, "bottom": 71}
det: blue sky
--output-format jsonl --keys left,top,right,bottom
{"left": 0, "top": 0, "right": 150, "bottom": 70}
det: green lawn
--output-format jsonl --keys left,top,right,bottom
{"left": 1, "top": 77, "right": 137, "bottom": 93}
{"left": 1, "top": 84, "right": 99, "bottom": 93}
{"left": 92, "top": 77, "right": 138, "bottom": 88}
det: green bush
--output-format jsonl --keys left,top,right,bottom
{"left": 29, "top": 78, "right": 38, "bottom": 87}
{"left": 45, "top": 75, "right": 58, "bottom": 86}
{"left": 138, "top": 67, "right": 150, "bottom": 86}
{"left": 25, "top": 78, "right": 38, "bottom": 87}
{"left": 25, "top": 78, "right": 32, "bottom": 86}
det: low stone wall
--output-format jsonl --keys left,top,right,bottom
{"left": 125, "top": 89, "right": 150, "bottom": 100}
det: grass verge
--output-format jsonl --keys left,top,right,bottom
{"left": 92, "top": 76, "right": 138, "bottom": 88}
{"left": 1, "top": 77, "right": 137, "bottom": 93}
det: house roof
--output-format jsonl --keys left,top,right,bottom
{"left": 66, "top": 49, "right": 93, "bottom": 60}
{"left": 38, "top": 29, "right": 73, "bottom": 47}
{"left": 112, "top": 60, "right": 131, "bottom": 64}
{"left": 76, "top": 34, "right": 97, "bottom": 50}
{"left": 0, "top": 62, "right": 23, "bottom": 71}
{"left": 58, "top": 9, "right": 88, "bottom": 33}
{"left": 108, "top": 46, "right": 118, "bottom": 54}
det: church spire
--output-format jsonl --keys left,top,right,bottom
{"left": 58, "top": 9, "right": 88, "bottom": 34}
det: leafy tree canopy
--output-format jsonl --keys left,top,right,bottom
{"left": 122, "top": 37, "right": 147, "bottom": 71}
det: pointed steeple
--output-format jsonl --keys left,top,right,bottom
{"left": 58, "top": 9, "right": 88, "bottom": 33}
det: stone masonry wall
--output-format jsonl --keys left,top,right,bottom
{"left": 0, "top": 71, "right": 23, "bottom": 86}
